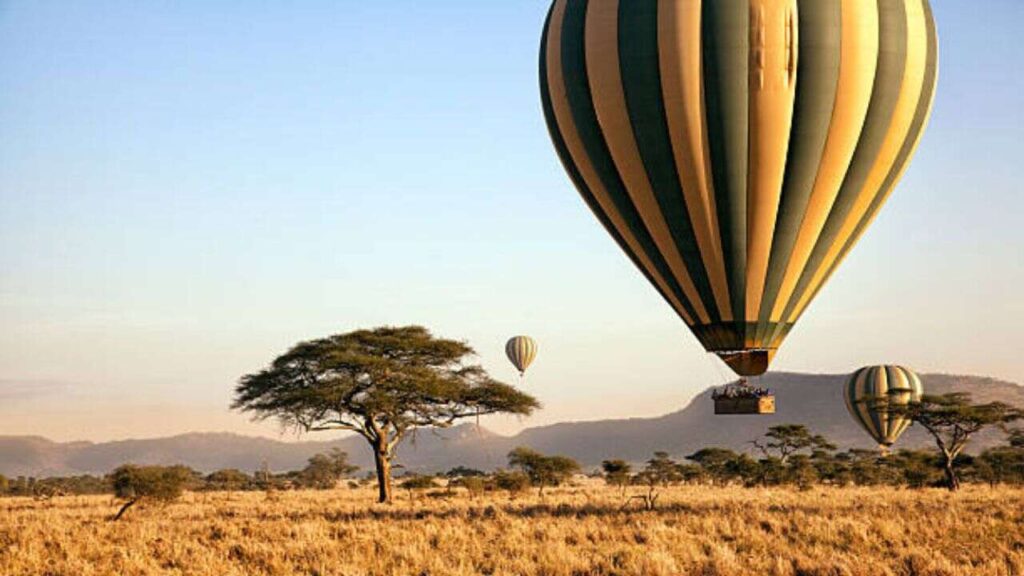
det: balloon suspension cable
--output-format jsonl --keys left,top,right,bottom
{"left": 708, "top": 353, "right": 730, "bottom": 388}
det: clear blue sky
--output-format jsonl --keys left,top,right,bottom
{"left": 1, "top": 0, "right": 1021, "bottom": 441}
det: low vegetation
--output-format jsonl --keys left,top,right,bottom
{"left": 1, "top": 485, "right": 1022, "bottom": 575}
{"left": 1, "top": 387, "right": 1020, "bottom": 574}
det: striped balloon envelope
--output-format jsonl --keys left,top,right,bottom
{"left": 844, "top": 365, "right": 924, "bottom": 449}
{"left": 505, "top": 336, "right": 538, "bottom": 376}
{"left": 539, "top": 0, "right": 938, "bottom": 376}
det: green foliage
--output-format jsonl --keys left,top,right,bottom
{"left": 492, "top": 470, "right": 530, "bottom": 495}
{"left": 975, "top": 430, "right": 1024, "bottom": 486}
{"left": 233, "top": 326, "right": 539, "bottom": 503}
{"left": 889, "top": 450, "right": 945, "bottom": 488}
{"left": 400, "top": 475, "right": 440, "bottom": 491}
{"left": 751, "top": 424, "right": 836, "bottom": 463}
{"left": 301, "top": 449, "right": 358, "bottom": 490}
{"left": 110, "top": 465, "right": 192, "bottom": 502}
{"left": 446, "top": 466, "right": 485, "bottom": 478}
{"left": 205, "top": 469, "right": 253, "bottom": 492}
{"left": 890, "top": 393, "right": 1023, "bottom": 490}
{"left": 601, "top": 459, "right": 632, "bottom": 488}
{"left": 450, "top": 475, "right": 486, "bottom": 498}
{"left": 687, "top": 448, "right": 741, "bottom": 485}
{"left": 675, "top": 463, "right": 705, "bottom": 484}
{"left": 507, "top": 447, "right": 580, "bottom": 495}
{"left": 1008, "top": 429, "right": 1024, "bottom": 449}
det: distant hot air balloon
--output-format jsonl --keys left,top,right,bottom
{"left": 505, "top": 336, "right": 538, "bottom": 377}
{"left": 844, "top": 365, "right": 923, "bottom": 451}
{"left": 540, "top": 0, "right": 938, "bottom": 376}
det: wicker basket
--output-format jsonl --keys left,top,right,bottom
{"left": 714, "top": 395, "right": 776, "bottom": 415}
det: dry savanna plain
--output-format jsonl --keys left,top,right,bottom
{"left": 1, "top": 483, "right": 1023, "bottom": 576}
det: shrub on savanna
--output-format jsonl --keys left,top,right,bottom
{"left": 451, "top": 475, "right": 486, "bottom": 499}
{"left": 491, "top": 469, "right": 531, "bottom": 497}
{"left": 601, "top": 459, "right": 632, "bottom": 495}
{"left": 109, "top": 464, "right": 193, "bottom": 520}
{"left": 507, "top": 446, "right": 580, "bottom": 496}
{"left": 204, "top": 469, "right": 254, "bottom": 492}
{"left": 399, "top": 474, "right": 441, "bottom": 500}
{"left": 445, "top": 465, "right": 486, "bottom": 478}
{"left": 298, "top": 449, "right": 359, "bottom": 490}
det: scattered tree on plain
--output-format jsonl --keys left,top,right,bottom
{"left": 301, "top": 449, "right": 359, "bottom": 490}
{"left": 109, "top": 464, "right": 192, "bottom": 521}
{"left": 507, "top": 447, "right": 580, "bottom": 496}
{"left": 205, "top": 469, "right": 253, "bottom": 492}
{"left": 886, "top": 393, "right": 1022, "bottom": 490}
{"left": 232, "top": 326, "right": 539, "bottom": 503}
{"left": 492, "top": 470, "right": 531, "bottom": 497}
{"left": 750, "top": 424, "right": 836, "bottom": 464}
{"left": 601, "top": 459, "right": 631, "bottom": 496}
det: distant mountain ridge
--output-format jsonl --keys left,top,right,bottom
{"left": 1, "top": 372, "right": 1021, "bottom": 477}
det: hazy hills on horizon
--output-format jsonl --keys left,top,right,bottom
{"left": 2, "top": 372, "right": 1022, "bottom": 478}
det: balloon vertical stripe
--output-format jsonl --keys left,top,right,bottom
{"left": 540, "top": 0, "right": 937, "bottom": 376}
{"left": 702, "top": 0, "right": 750, "bottom": 328}
{"left": 756, "top": 0, "right": 841, "bottom": 345}
{"left": 506, "top": 336, "right": 538, "bottom": 376}
{"left": 844, "top": 365, "right": 923, "bottom": 447}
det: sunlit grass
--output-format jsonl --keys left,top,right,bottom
{"left": 1, "top": 483, "right": 1022, "bottom": 575}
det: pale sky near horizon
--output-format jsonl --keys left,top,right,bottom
{"left": 1, "top": 1, "right": 1022, "bottom": 443}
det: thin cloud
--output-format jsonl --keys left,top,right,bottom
{"left": 0, "top": 380, "right": 70, "bottom": 401}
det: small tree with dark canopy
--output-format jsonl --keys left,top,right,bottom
{"left": 205, "top": 469, "right": 253, "bottom": 492}
{"left": 750, "top": 424, "right": 835, "bottom": 464}
{"left": 233, "top": 326, "right": 539, "bottom": 503}
{"left": 110, "top": 464, "right": 192, "bottom": 520}
{"left": 629, "top": 452, "right": 683, "bottom": 510}
{"left": 886, "top": 393, "right": 1022, "bottom": 491}
{"left": 687, "top": 448, "right": 741, "bottom": 486}
{"left": 601, "top": 459, "right": 632, "bottom": 496}
{"left": 301, "top": 449, "right": 359, "bottom": 490}
{"left": 507, "top": 447, "right": 580, "bottom": 496}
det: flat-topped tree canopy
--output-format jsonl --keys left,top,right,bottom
{"left": 233, "top": 325, "right": 539, "bottom": 503}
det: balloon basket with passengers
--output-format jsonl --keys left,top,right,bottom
{"left": 712, "top": 379, "right": 776, "bottom": 415}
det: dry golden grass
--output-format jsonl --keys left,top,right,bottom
{"left": 1, "top": 483, "right": 1022, "bottom": 576}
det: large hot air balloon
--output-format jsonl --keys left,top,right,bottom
{"left": 506, "top": 336, "right": 538, "bottom": 376}
{"left": 844, "top": 365, "right": 923, "bottom": 450}
{"left": 540, "top": 0, "right": 938, "bottom": 376}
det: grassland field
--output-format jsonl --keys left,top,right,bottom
{"left": 1, "top": 483, "right": 1022, "bottom": 576}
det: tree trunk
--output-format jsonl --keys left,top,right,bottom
{"left": 113, "top": 498, "right": 137, "bottom": 521}
{"left": 372, "top": 442, "right": 393, "bottom": 504}
{"left": 943, "top": 457, "right": 960, "bottom": 492}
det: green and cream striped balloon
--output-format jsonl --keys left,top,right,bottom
{"left": 844, "top": 365, "right": 923, "bottom": 448}
{"left": 505, "top": 336, "right": 538, "bottom": 376}
{"left": 540, "top": 0, "right": 938, "bottom": 377}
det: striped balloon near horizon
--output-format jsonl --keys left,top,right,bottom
{"left": 505, "top": 336, "right": 538, "bottom": 376}
{"left": 540, "top": 0, "right": 938, "bottom": 377}
{"left": 844, "top": 365, "right": 924, "bottom": 448}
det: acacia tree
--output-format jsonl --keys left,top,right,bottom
{"left": 889, "top": 393, "right": 1022, "bottom": 491}
{"left": 629, "top": 452, "right": 683, "bottom": 510}
{"left": 507, "top": 447, "right": 580, "bottom": 496}
{"left": 750, "top": 424, "right": 835, "bottom": 464}
{"left": 601, "top": 459, "right": 632, "bottom": 496}
{"left": 301, "top": 449, "right": 359, "bottom": 490}
{"left": 110, "top": 464, "right": 193, "bottom": 520}
{"left": 233, "top": 326, "right": 539, "bottom": 503}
